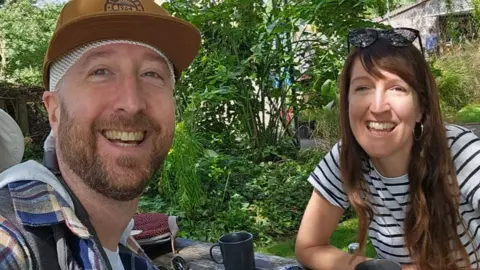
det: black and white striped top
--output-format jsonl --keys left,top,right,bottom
{"left": 308, "top": 124, "right": 480, "bottom": 265}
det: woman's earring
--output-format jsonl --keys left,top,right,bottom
{"left": 414, "top": 122, "right": 424, "bottom": 141}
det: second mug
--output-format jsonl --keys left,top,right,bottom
{"left": 209, "top": 231, "right": 256, "bottom": 270}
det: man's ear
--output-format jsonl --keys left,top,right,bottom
{"left": 43, "top": 91, "right": 61, "bottom": 135}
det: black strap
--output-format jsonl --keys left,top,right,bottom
{"left": 0, "top": 188, "right": 60, "bottom": 270}
{"left": 43, "top": 151, "right": 113, "bottom": 270}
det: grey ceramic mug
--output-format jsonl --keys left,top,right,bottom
{"left": 355, "top": 259, "right": 401, "bottom": 270}
{"left": 209, "top": 231, "right": 255, "bottom": 270}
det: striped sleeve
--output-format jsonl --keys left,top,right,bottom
{"left": 447, "top": 125, "right": 480, "bottom": 211}
{"left": 307, "top": 142, "right": 350, "bottom": 209}
{"left": 0, "top": 216, "right": 31, "bottom": 270}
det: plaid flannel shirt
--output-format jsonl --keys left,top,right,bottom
{"left": 0, "top": 180, "right": 158, "bottom": 270}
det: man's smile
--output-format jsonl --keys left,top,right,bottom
{"left": 102, "top": 130, "right": 146, "bottom": 147}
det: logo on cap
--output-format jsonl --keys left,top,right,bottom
{"left": 105, "top": 0, "right": 145, "bottom": 12}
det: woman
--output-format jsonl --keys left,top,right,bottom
{"left": 295, "top": 28, "right": 480, "bottom": 270}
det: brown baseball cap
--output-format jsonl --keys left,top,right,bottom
{"left": 42, "top": 0, "right": 201, "bottom": 89}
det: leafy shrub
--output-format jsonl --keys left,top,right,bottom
{"left": 435, "top": 67, "right": 474, "bottom": 111}
{"left": 141, "top": 147, "right": 324, "bottom": 246}
{"left": 456, "top": 104, "right": 480, "bottom": 123}
{"left": 434, "top": 42, "right": 480, "bottom": 120}
{"left": 159, "top": 122, "right": 205, "bottom": 212}
{"left": 22, "top": 137, "right": 43, "bottom": 162}
{"left": 311, "top": 106, "right": 340, "bottom": 152}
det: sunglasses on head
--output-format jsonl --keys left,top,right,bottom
{"left": 347, "top": 27, "right": 424, "bottom": 56}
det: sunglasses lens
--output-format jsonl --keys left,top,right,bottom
{"left": 388, "top": 29, "right": 417, "bottom": 46}
{"left": 349, "top": 29, "right": 377, "bottom": 48}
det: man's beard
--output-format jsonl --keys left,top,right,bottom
{"left": 57, "top": 102, "right": 170, "bottom": 201}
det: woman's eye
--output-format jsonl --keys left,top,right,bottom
{"left": 355, "top": 86, "right": 369, "bottom": 92}
{"left": 391, "top": 86, "right": 406, "bottom": 92}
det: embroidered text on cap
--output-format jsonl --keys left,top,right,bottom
{"left": 104, "top": 0, "right": 145, "bottom": 12}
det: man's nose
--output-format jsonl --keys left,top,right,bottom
{"left": 113, "top": 75, "right": 147, "bottom": 114}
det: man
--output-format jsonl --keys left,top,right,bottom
{"left": 425, "top": 28, "right": 438, "bottom": 57}
{"left": 0, "top": 0, "right": 200, "bottom": 269}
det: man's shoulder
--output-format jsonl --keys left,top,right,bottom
{"left": 0, "top": 214, "right": 32, "bottom": 269}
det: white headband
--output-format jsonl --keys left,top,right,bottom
{"left": 48, "top": 39, "right": 176, "bottom": 91}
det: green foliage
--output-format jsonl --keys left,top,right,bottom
{"left": 300, "top": 103, "right": 340, "bottom": 153}
{"left": 0, "top": 0, "right": 61, "bottom": 86}
{"left": 257, "top": 238, "right": 296, "bottom": 258}
{"left": 456, "top": 104, "right": 480, "bottom": 124}
{"left": 158, "top": 122, "right": 206, "bottom": 212}
{"left": 139, "top": 0, "right": 383, "bottom": 254}
{"left": 249, "top": 218, "right": 378, "bottom": 258}
{"left": 474, "top": 0, "right": 480, "bottom": 28}
{"left": 22, "top": 137, "right": 43, "bottom": 162}
{"left": 163, "top": 0, "right": 378, "bottom": 157}
{"left": 433, "top": 42, "right": 480, "bottom": 121}
{"left": 138, "top": 195, "right": 170, "bottom": 214}
{"left": 330, "top": 218, "right": 377, "bottom": 258}
{"left": 141, "top": 147, "right": 324, "bottom": 246}
{"left": 366, "top": 0, "right": 416, "bottom": 18}
{"left": 436, "top": 68, "right": 473, "bottom": 110}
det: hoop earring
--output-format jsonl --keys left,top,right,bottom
{"left": 414, "top": 122, "right": 424, "bottom": 141}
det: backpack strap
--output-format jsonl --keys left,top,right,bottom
{"left": 0, "top": 187, "right": 60, "bottom": 270}
{"left": 44, "top": 151, "right": 113, "bottom": 270}
{"left": 0, "top": 150, "right": 113, "bottom": 270}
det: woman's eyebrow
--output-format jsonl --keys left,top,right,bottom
{"left": 350, "top": 76, "right": 371, "bottom": 84}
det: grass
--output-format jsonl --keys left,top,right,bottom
{"left": 456, "top": 104, "right": 480, "bottom": 124}
{"left": 434, "top": 41, "right": 480, "bottom": 122}
{"left": 257, "top": 238, "right": 296, "bottom": 258}
{"left": 258, "top": 218, "right": 376, "bottom": 258}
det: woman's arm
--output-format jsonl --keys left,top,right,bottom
{"left": 295, "top": 190, "right": 371, "bottom": 270}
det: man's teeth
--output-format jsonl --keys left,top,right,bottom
{"left": 367, "top": 121, "right": 395, "bottom": 130}
{"left": 104, "top": 131, "right": 144, "bottom": 142}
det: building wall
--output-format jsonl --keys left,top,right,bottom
{"left": 379, "top": 0, "right": 473, "bottom": 43}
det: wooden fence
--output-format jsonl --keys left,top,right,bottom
{"left": 0, "top": 86, "right": 44, "bottom": 137}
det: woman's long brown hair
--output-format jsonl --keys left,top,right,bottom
{"left": 339, "top": 38, "right": 474, "bottom": 269}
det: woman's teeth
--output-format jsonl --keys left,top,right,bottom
{"left": 366, "top": 121, "right": 395, "bottom": 131}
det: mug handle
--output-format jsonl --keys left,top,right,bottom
{"left": 209, "top": 243, "right": 223, "bottom": 264}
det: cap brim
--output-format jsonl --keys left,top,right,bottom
{"left": 0, "top": 109, "right": 24, "bottom": 172}
{"left": 43, "top": 13, "right": 201, "bottom": 89}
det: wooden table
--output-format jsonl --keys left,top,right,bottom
{"left": 146, "top": 238, "right": 302, "bottom": 270}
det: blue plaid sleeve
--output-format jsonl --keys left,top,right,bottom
{"left": 0, "top": 216, "right": 32, "bottom": 270}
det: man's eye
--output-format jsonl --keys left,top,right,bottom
{"left": 142, "top": 71, "right": 161, "bottom": 78}
{"left": 91, "top": 69, "right": 110, "bottom": 76}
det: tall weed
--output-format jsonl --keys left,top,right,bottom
{"left": 434, "top": 42, "right": 480, "bottom": 120}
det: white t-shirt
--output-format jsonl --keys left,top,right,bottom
{"left": 308, "top": 124, "right": 480, "bottom": 265}
{"left": 104, "top": 247, "right": 125, "bottom": 270}
{"left": 102, "top": 219, "right": 134, "bottom": 270}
